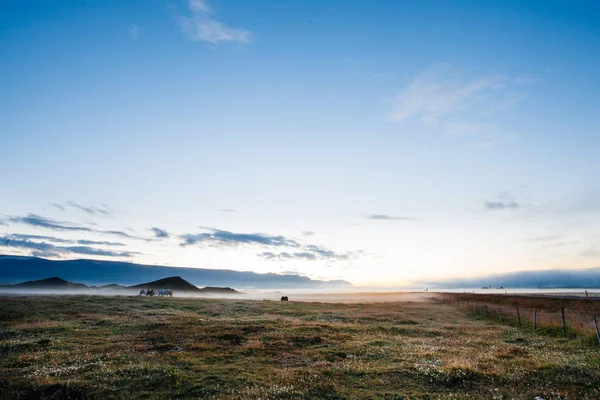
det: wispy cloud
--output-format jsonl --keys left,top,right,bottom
{"left": 390, "top": 68, "right": 507, "bottom": 123}
{"left": 526, "top": 235, "right": 562, "bottom": 243}
{"left": 31, "top": 250, "right": 61, "bottom": 258}
{"left": 390, "top": 64, "right": 529, "bottom": 145}
{"left": 104, "top": 230, "right": 145, "bottom": 240}
{"left": 5, "top": 213, "right": 149, "bottom": 241}
{"left": 1, "top": 236, "right": 134, "bottom": 258}
{"left": 62, "top": 246, "right": 133, "bottom": 257}
{"left": 259, "top": 248, "right": 352, "bottom": 262}
{"left": 76, "top": 239, "right": 125, "bottom": 247}
{"left": 219, "top": 209, "right": 237, "bottom": 212}
{"left": 180, "top": 228, "right": 357, "bottom": 262}
{"left": 484, "top": 199, "right": 520, "bottom": 211}
{"left": 3, "top": 234, "right": 124, "bottom": 247}
{"left": 2, "top": 234, "right": 71, "bottom": 244}
{"left": 150, "top": 227, "right": 169, "bottom": 238}
{"left": 66, "top": 202, "right": 113, "bottom": 217}
{"left": 483, "top": 191, "right": 522, "bottom": 211}
{"left": 8, "top": 214, "right": 93, "bottom": 232}
{"left": 367, "top": 214, "right": 414, "bottom": 221}
{"left": 179, "top": 0, "right": 252, "bottom": 44}
{"left": 180, "top": 229, "right": 297, "bottom": 247}
{"left": 261, "top": 251, "right": 317, "bottom": 261}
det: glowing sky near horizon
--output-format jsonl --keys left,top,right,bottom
{"left": 1, "top": 0, "right": 600, "bottom": 285}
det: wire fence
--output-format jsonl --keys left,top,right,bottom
{"left": 435, "top": 294, "right": 600, "bottom": 345}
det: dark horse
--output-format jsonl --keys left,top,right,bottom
{"left": 281, "top": 296, "right": 288, "bottom": 301}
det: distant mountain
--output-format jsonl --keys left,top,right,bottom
{"left": 129, "top": 276, "right": 202, "bottom": 292}
{"left": 129, "top": 276, "right": 240, "bottom": 294}
{"left": 199, "top": 286, "right": 239, "bottom": 294}
{"left": 0, "top": 255, "right": 353, "bottom": 288}
{"left": 1, "top": 277, "right": 88, "bottom": 290}
{"left": 420, "top": 267, "right": 600, "bottom": 289}
{"left": 98, "top": 284, "right": 125, "bottom": 289}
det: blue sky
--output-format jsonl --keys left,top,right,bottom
{"left": 1, "top": 0, "right": 600, "bottom": 285}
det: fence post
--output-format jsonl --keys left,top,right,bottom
{"left": 499, "top": 308, "right": 503, "bottom": 323}
{"left": 561, "top": 308, "right": 567, "bottom": 338}
{"left": 516, "top": 307, "right": 521, "bottom": 326}
{"left": 594, "top": 315, "right": 600, "bottom": 345}
{"left": 533, "top": 310, "right": 537, "bottom": 330}
{"left": 485, "top": 305, "right": 489, "bottom": 317}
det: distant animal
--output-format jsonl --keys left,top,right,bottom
{"left": 139, "top": 289, "right": 146, "bottom": 296}
{"left": 146, "top": 289, "right": 156, "bottom": 296}
{"left": 158, "top": 288, "right": 173, "bottom": 297}
{"left": 281, "top": 296, "right": 288, "bottom": 302}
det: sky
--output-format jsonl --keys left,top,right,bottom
{"left": 1, "top": 0, "right": 600, "bottom": 286}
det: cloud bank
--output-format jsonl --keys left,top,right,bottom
{"left": 180, "top": 229, "right": 297, "bottom": 247}
{"left": 180, "top": 228, "right": 356, "bottom": 262}
{"left": 1, "top": 235, "right": 135, "bottom": 258}
{"left": 4, "top": 213, "right": 149, "bottom": 241}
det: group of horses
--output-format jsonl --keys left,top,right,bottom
{"left": 139, "top": 288, "right": 173, "bottom": 297}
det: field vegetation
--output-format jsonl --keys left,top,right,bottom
{"left": 1, "top": 294, "right": 599, "bottom": 399}
{"left": 437, "top": 293, "right": 600, "bottom": 341}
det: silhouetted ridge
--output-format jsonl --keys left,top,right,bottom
{"left": 129, "top": 276, "right": 201, "bottom": 291}
{"left": 199, "top": 286, "right": 239, "bottom": 294}
{"left": 0, "top": 255, "right": 353, "bottom": 288}
{"left": 8, "top": 277, "right": 88, "bottom": 289}
{"left": 129, "top": 277, "right": 240, "bottom": 293}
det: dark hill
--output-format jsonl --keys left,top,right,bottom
{"left": 129, "top": 277, "right": 241, "bottom": 294}
{"left": 128, "top": 276, "right": 202, "bottom": 292}
{"left": 198, "top": 286, "right": 240, "bottom": 294}
{"left": 4, "top": 277, "right": 88, "bottom": 290}
{"left": 0, "top": 256, "right": 353, "bottom": 288}
{"left": 98, "top": 284, "right": 125, "bottom": 289}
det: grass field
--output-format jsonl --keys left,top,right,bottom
{"left": 1, "top": 294, "right": 599, "bottom": 399}
{"left": 437, "top": 292, "right": 600, "bottom": 340}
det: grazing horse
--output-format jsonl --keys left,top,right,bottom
{"left": 158, "top": 289, "right": 173, "bottom": 297}
{"left": 281, "top": 296, "right": 288, "bottom": 302}
{"left": 139, "top": 289, "right": 146, "bottom": 296}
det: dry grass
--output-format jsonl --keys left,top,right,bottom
{"left": 438, "top": 293, "right": 600, "bottom": 341}
{"left": 0, "top": 295, "right": 599, "bottom": 399}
